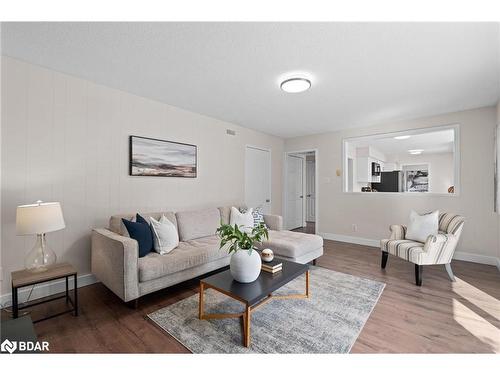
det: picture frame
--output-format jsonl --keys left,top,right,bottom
{"left": 129, "top": 135, "right": 197, "bottom": 178}
{"left": 402, "top": 164, "right": 430, "bottom": 192}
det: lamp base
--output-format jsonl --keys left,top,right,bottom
{"left": 25, "top": 234, "right": 57, "bottom": 272}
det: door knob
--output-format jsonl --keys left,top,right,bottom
{"left": 299, "top": 195, "right": 304, "bottom": 198}
{"left": 306, "top": 194, "right": 311, "bottom": 197}
{"left": 265, "top": 199, "right": 270, "bottom": 203}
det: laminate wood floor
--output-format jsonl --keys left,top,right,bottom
{"left": 2, "top": 240, "right": 499, "bottom": 353}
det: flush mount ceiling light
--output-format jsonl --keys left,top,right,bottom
{"left": 408, "top": 149, "right": 424, "bottom": 155}
{"left": 394, "top": 135, "right": 411, "bottom": 140}
{"left": 280, "top": 77, "right": 311, "bottom": 93}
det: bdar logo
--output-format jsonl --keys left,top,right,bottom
{"left": 1, "top": 339, "right": 17, "bottom": 354}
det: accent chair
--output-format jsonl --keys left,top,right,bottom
{"left": 380, "top": 213, "right": 465, "bottom": 286}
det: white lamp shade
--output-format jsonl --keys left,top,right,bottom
{"left": 16, "top": 201, "right": 66, "bottom": 235}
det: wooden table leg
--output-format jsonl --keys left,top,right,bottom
{"left": 244, "top": 304, "right": 251, "bottom": 347}
{"left": 306, "top": 270, "right": 310, "bottom": 298}
{"left": 199, "top": 282, "right": 204, "bottom": 319}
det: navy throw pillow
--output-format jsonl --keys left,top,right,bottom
{"left": 122, "top": 214, "right": 153, "bottom": 257}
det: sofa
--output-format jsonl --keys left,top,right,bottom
{"left": 91, "top": 206, "right": 323, "bottom": 304}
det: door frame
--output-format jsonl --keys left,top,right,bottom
{"left": 305, "top": 158, "right": 316, "bottom": 222}
{"left": 245, "top": 145, "right": 272, "bottom": 213}
{"left": 283, "top": 149, "right": 319, "bottom": 234}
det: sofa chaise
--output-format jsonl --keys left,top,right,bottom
{"left": 91, "top": 206, "right": 323, "bottom": 304}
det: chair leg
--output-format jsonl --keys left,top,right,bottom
{"left": 445, "top": 263, "right": 456, "bottom": 282}
{"left": 381, "top": 252, "right": 388, "bottom": 269}
{"left": 415, "top": 264, "right": 423, "bottom": 286}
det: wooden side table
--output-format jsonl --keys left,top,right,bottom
{"left": 11, "top": 262, "right": 78, "bottom": 323}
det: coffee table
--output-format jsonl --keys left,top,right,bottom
{"left": 198, "top": 259, "right": 309, "bottom": 347}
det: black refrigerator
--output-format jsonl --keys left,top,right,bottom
{"left": 371, "top": 171, "right": 404, "bottom": 192}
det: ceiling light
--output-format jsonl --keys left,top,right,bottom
{"left": 280, "top": 78, "right": 311, "bottom": 93}
{"left": 408, "top": 149, "right": 423, "bottom": 155}
{"left": 394, "top": 135, "right": 411, "bottom": 140}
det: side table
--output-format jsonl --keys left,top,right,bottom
{"left": 11, "top": 262, "right": 78, "bottom": 323}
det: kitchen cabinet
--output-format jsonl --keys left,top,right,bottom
{"left": 357, "top": 157, "right": 382, "bottom": 183}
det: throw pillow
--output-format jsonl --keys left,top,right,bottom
{"left": 122, "top": 214, "right": 154, "bottom": 257}
{"left": 240, "top": 206, "right": 267, "bottom": 228}
{"left": 230, "top": 206, "right": 254, "bottom": 233}
{"left": 406, "top": 210, "right": 439, "bottom": 243}
{"left": 150, "top": 215, "right": 179, "bottom": 255}
{"left": 120, "top": 215, "right": 135, "bottom": 237}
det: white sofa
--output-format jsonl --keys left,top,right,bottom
{"left": 91, "top": 206, "right": 323, "bottom": 304}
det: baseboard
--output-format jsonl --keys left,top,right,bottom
{"left": 452, "top": 251, "right": 499, "bottom": 266}
{"left": 320, "top": 233, "right": 380, "bottom": 247}
{"left": 320, "top": 232, "right": 500, "bottom": 268}
{"left": 0, "top": 273, "right": 97, "bottom": 308}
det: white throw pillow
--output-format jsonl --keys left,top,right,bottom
{"left": 406, "top": 210, "right": 439, "bottom": 243}
{"left": 149, "top": 215, "right": 179, "bottom": 255}
{"left": 230, "top": 206, "right": 254, "bottom": 233}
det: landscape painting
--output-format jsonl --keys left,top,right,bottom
{"left": 129, "top": 136, "right": 197, "bottom": 177}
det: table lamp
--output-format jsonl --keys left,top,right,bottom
{"left": 16, "top": 200, "right": 66, "bottom": 272}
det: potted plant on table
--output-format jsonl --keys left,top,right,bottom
{"left": 216, "top": 222, "right": 269, "bottom": 283}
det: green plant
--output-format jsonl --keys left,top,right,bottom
{"left": 216, "top": 222, "right": 269, "bottom": 254}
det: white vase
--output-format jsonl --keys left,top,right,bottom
{"left": 230, "top": 248, "right": 261, "bottom": 283}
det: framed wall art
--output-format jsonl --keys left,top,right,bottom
{"left": 129, "top": 135, "right": 197, "bottom": 178}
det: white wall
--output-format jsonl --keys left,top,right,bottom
{"left": 387, "top": 152, "right": 454, "bottom": 193}
{"left": 0, "top": 57, "right": 284, "bottom": 294}
{"left": 497, "top": 101, "right": 500, "bottom": 267}
{"left": 285, "top": 106, "right": 499, "bottom": 263}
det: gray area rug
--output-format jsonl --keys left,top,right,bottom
{"left": 148, "top": 267, "right": 385, "bottom": 353}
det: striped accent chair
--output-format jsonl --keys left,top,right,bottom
{"left": 380, "top": 212, "right": 465, "bottom": 286}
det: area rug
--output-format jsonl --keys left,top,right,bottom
{"left": 147, "top": 267, "right": 385, "bottom": 353}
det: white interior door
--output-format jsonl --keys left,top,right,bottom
{"left": 306, "top": 159, "right": 316, "bottom": 222}
{"left": 245, "top": 146, "right": 271, "bottom": 213}
{"left": 286, "top": 155, "right": 304, "bottom": 230}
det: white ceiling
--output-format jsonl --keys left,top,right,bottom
{"left": 2, "top": 22, "right": 499, "bottom": 138}
{"left": 347, "top": 129, "right": 455, "bottom": 156}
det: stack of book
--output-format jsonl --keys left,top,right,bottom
{"left": 261, "top": 259, "right": 283, "bottom": 274}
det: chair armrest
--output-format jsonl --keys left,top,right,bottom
{"left": 389, "top": 224, "right": 407, "bottom": 240}
{"left": 91, "top": 228, "right": 139, "bottom": 302}
{"left": 263, "top": 214, "right": 283, "bottom": 231}
{"left": 423, "top": 233, "right": 455, "bottom": 250}
{"left": 423, "top": 233, "right": 458, "bottom": 264}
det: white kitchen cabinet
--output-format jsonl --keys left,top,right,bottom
{"left": 383, "top": 162, "right": 399, "bottom": 172}
{"left": 356, "top": 156, "right": 382, "bottom": 183}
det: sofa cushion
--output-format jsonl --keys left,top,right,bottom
{"left": 138, "top": 235, "right": 229, "bottom": 282}
{"left": 218, "top": 205, "right": 246, "bottom": 225}
{"left": 218, "top": 206, "right": 231, "bottom": 225}
{"left": 150, "top": 215, "right": 179, "bottom": 255}
{"left": 229, "top": 206, "right": 254, "bottom": 233}
{"left": 380, "top": 239, "right": 426, "bottom": 265}
{"left": 254, "top": 230, "right": 323, "bottom": 258}
{"left": 175, "top": 208, "right": 221, "bottom": 241}
{"left": 109, "top": 211, "right": 177, "bottom": 236}
{"left": 122, "top": 214, "right": 154, "bottom": 257}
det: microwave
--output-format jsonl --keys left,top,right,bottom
{"left": 371, "top": 162, "right": 381, "bottom": 176}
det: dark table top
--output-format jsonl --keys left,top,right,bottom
{"left": 201, "top": 259, "right": 308, "bottom": 305}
